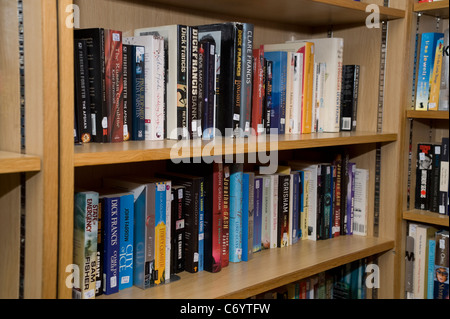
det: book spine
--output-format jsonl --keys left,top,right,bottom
{"left": 197, "top": 41, "right": 205, "bottom": 138}
{"left": 429, "top": 145, "right": 441, "bottom": 213}
{"left": 261, "top": 176, "right": 271, "bottom": 249}
{"left": 152, "top": 36, "right": 165, "bottom": 141}
{"left": 253, "top": 177, "right": 263, "bottom": 253}
{"left": 203, "top": 41, "right": 216, "bottom": 140}
{"left": 198, "top": 179, "right": 204, "bottom": 271}
{"left": 270, "top": 174, "right": 279, "bottom": 248}
{"left": 292, "top": 52, "right": 303, "bottom": 134}
{"left": 346, "top": 162, "right": 356, "bottom": 236}
{"left": 341, "top": 65, "right": 359, "bottom": 131}
{"left": 439, "top": 137, "right": 449, "bottom": 215}
{"left": 428, "top": 38, "right": 444, "bottom": 111}
{"left": 222, "top": 166, "right": 230, "bottom": 267}
{"left": 434, "top": 230, "right": 449, "bottom": 299}
{"left": 122, "top": 44, "right": 131, "bottom": 141}
{"left": 154, "top": 183, "right": 166, "bottom": 284}
{"left": 252, "top": 46, "right": 265, "bottom": 135}
{"left": 175, "top": 25, "right": 189, "bottom": 140}
{"left": 73, "top": 192, "right": 99, "bottom": 299}
{"left": 119, "top": 193, "right": 134, "bottom": 290}
{"left": 171, "top": 186, "right": 185, "bottom": 274}
{"left": 102, "top": 196, "right": 120, "bottom": 295}
{"left": 306, "top": 168, "right": 317, "bottom": 241}
{"left": 415, "top": 143, "right": 434, "bottom": 210}
{"left": 332, "top": 155, "right": 342, "bottom": 237}
{"left": 212, "top": 163, "right": 223, "bottom": 272}
{"left": 427, "top": 239, "right": 436, "bottom": 299}
{"left": 95, "top": 197, "right": 103, "bottom": 296}
{"left": 132, "top": 46, "right": 145, "bottom": 140}
{"left": 439, "top": 29, "right": 449, "bottom": 111}
{"left": 188, "top": 26, "right": 200, "bottom": 139}
{"left": 353, "top": 168, "right": 369, "bottom": 236}
{"left": 316, "top": 166, "right": 324, "bottom": 240}
{"left": 242, "top": 173, "right": 250, "bottom": 260}
{"left": 292, "top": 172, "right": 300, "bottom": 245}
{"left": 265, "top": 59, "right": 273, "bottom": 134}
{"left": 164, "top": 181, "right": 172, "bottom": 281}
{"left": 232, "top": 23, "right": 244, "bottom": 137}
{"left": 265, "top": 51, "right": 287, "bottom": 134}
{"left": 301, "top": 43, "right": 314, "bottom": 134}
{"left": 229, "top": 164, "right": 243, "bottom": 262}
{"left": 322, "top": 165, "right": 333, "bottom": 239}
{"left": 405, "top": 234, "right": 415, "bottom": 297}
{"left": 246, "top": 172, "right": 254, "bottom": 260}
{"left": 416, "top": 33, "right": 443, "bottom": 110}
{"left": 74, "top": 39, "right": 92, "bottom": 143}
{"left": 105, "top": 30, "right": 123, "bottom": 143}
{"left": 278, "top": 174, "right": 290, "bottom": 247}
{"left": 240, "top": 23, "right": 254, "bottom": 137}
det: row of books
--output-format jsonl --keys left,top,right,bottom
{"left": 406, "top": 226, "right": 448, "bottom": 299}
{"left": 73, "top": 22, "right": 358, "bottom": 144}
{"left": 73, "top": 156, "right": 369, "bottom": 298}
{"left": 253, "top": 258, "right": 371, "bottom": 299}
{"left": 414, "top": 137, "right": 449, "bottom": 215}
{"left": 414, "top": 29, "right": 449, "bottom": 111}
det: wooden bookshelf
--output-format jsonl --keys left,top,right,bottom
{"left": 98, "top": 235, "right": 394, "bottom": 299}
{"left": 413, "top": 0, "right": 449, "bottom": 19}
{"left": 406, "top": 110, "right": 449, "bottom": 120}
{"left": 0, "top": 151, "right": 41, "bottom": 174}
{"left": 74, "top": 132, "right": 397, "bottom": 167}
{"left": 403, "top": 209, "right": 449, "bottom": 227}
{"left": 146, "top": 0, "right": 405, "bottom": 27}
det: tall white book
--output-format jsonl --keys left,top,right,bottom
{"left": 353, "top": 168, "right": 369, "bottom": 236}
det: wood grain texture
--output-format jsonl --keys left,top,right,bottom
{"left": 403, "top": 210, "right": 449, "bottom": 227}
{"left": 0, "top": 151, "right": 41, "bottom": 174}
{"left": 98, "top": 236, "right": 394, "bottom": 299}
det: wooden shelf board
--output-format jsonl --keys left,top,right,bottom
{"left": 98, "top": 235, "right": 394, "bottom": 299}
{"left": 74, "top": 131, "right": 397, "bottom": 167}
{"left": 146, "top": 0, "right": 405, "bottom": 27}
{"left": 414, "top": 0, "right": 449, "bottom": 19}
{"left": 403, "top": 209, "right": 449, "bottom": 227}
{"left": 0, "top": 151, "right": 41, "bottom": 174}
{"left": 406, "top": 110, "right": 449, "bottom": 120}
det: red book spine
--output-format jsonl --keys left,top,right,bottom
{"left": 105, "top": 30, "right": 123, "bottom": 143}
{"left": 212, "top": 163, "right": 223, "bottom": 272}
{"left": 251, "top": 45, "right": 264, "bottom": 135}
{"left": 221, "top": 165, "right": 230, "bottom": 268}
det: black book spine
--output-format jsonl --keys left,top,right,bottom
{"left": 188, "top": 26, "right": 199, "bottom": 139}
{"left": 232, "top": 23, "right": 243, "bottom": 137}
{"left": 265, "top": 59, "right": 273, "bottom": 134}
{"left": 429, "top": 144, "right": 441, "bottom": 213}
{"left": 415, "top": 143, "right": 434, "bottom": 210}
{"left": 171, "top": 186, "right": 185, "bottom": 274}
{"left": 240, "top": 23, "right": 254, "bottom": 137}
{"left": 316, "top": 166, "right": 324, "bottom": 240}
{"left": 74, "top": 39, "right": 92, "bottom": 143}
{"left": 439, "top": 138, "right": 449, "bottom": 215}
{"left": 178, "top": 25, "right": 189, "bottom": 140}
{"left": 197, "top": 41, "right": 205, "bottom": 138}
{"left": 340, "top": 65, "right": 359, "bottom": 131}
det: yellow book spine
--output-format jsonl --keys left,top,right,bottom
{"left": 302, "top": 43, "right": 314, "bottom": 133}
{"left": 428, "top": 39, "right": 444, "bottom": 110}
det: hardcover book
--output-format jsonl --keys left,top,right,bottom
{"left": 74, "top": 28, "right": 108, "bottom": 143}
{"left": 73, "top": 191, "right": 99, "bottom": 299}
{"left": 222, "top": 165, "right": 230, "bottom": 267}
{"left": 122, "top": 44, "right": 131, "bottom": 141}
{"left": 105, "top": 29, "right": 124, "bottom": 143}
{"left": 74, "top": 39, "right": 92, "bottom": 143}
{"left": 135, "top": 25, "right": 189, "bottom": 140}
{"left": 252, "top": 45, "right": 265, "bottom": 135}
{"left": 131, "top": 45, "right": 146, "bottom": 141}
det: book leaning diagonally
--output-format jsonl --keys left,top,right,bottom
{"left": 277, "top": 38, "right": 343, "bottom": 132}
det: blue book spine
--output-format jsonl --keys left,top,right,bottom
{"left": 416, "top": 32, "right": 444, "bottom": 110}
{"left": 119, "top": 193, "right": 134, "bottom": 290}
{"left": 264, "top": 51, "right": 287, "bottom": 134}
{"left": 253, "top": 177, "right": 263, "bottom": 252}
{"left": 292, "top": 172, "right": 300, "bottom": 244}
{"left": 103, "top": 196, "right": 120, "bottom": 295}
{"left": 131, "top": 186, "right": 147, "bottom": 289}
{"left": 242, "top": 173, "right": 250, "bottom": 261}
{"left": 427, "top": 239, "right": 436, "bottom": 299}
{"left": 198, "top": 180, "right": 205, "bottom": 272}
{"left": 229, "top": 164, "right": 243, "bottom": 262}
{"left": 132, "top": 45, "right": 145, "bottom": 140}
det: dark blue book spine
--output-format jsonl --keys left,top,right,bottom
{"left": 242, "top": 173, "right": 250, "bottom": 261}
{"left": 292, "top": 172, "right": 300, "bottom": 244}
{"left": 132, "top": 45, "right": 145, "bottom": 140}
{"left": 102, "top": 196, "right": 120, "bottom": 295}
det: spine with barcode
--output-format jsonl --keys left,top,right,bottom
{"left": 340, "top": 65, "right": 359, "bottom": 131}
